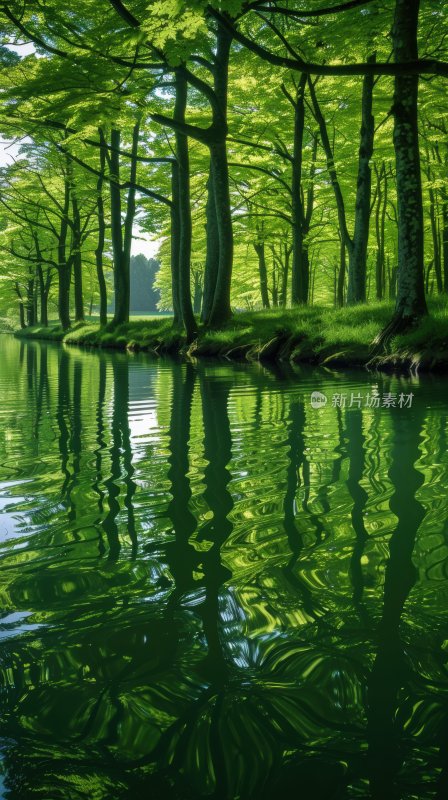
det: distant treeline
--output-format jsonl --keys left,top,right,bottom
{"left": 106, "top": 255, "right": 161, "bottom": 317}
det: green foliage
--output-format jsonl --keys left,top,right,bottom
{"left": 0, "top": 0, "right": 446, "bottom": 330}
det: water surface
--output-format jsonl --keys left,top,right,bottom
{"left": 1, "top": 335, "right": 448, "bottom": 799}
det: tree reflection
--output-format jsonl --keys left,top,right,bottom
{"left": 102, "top": 355, "right": 137, "bottom": 559}
{"left": 93, "top": 354, "right": 107, "bottom": 556}
{"left": 282, "top": 399, "right": 317, "bottom": 619}
{"left": 1, "top": 340, "right": 448, "bottom": 800}
{"left": 346, "top": 409, "right": 369, "bottom": 606}
{"left": 56, "top": 348, "right": 71, "bottom": 497}
{"left": 164, "top": 362, "right": 198, "bottom": 598}
{"left": 367, "top": 405, "right": 426, "bottom": 799}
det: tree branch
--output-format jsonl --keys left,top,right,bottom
{"left": 251, "top": 0, "right": 378, "bottom": 18}
{"left": 208, "top": 7, "right": 448, "bottom": 77}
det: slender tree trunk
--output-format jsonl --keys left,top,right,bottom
{"left": 301, "top": 134, "right": 318, "bottom": 304}
{"left": 96, "top": 130, "right": 108, "bottom": 326}
{"left": 280, "top": 243, "right": 291, "bottom": 307}
{"left": 253, "top": 241, "right": 270, "bottom": 308}
{"left": 71, "top": 192, "right": 85, "bottom": 322}
{"left": 271, "top": 251, "right": 278, "bottom": 306}
{"left": 347, "top": 55, "right": 375, "bottom": 304}
{"left": 121, "top": 119, "right": 140, "bottom": 324}
{"left": 170, "top": 160, "right": 182, "bottom": 325}
{"left": 208, "top": 140, "right": 233, "bottom": 325}
{"left": 337, "top": 238, "right": 346, "bottom": 308}
{"left": 33, "top": 232, "right": 49, "bottom": 326}
{"left": 431, "top": 138, "right": 448, "bottom": 293}
{"left": 193, "top": 270, "right": 203, "bottom": 314}
{"left": 110, "top": 121, "right": 139, "bottom": 326}
{"left": 26, "top": 277, "right": 35, "bottom": 327}
{"left": 428, "top": 183, "right": 442, "bottom": 293}
{"left": 110, "top": 129, "right": 125, "bottom": 326}
{"left": 381, "top": 170, "right": 388, "bottom": 297}
{"left": 57, "top": 175, "right": 71, "bottom": 330}
{"left": 174, "top": 69, "right": 196, "bottom": 340}
{"left": 310, "top": 78, "right": 354, "bottom": 286}
{"left": 201, "top": 163, "right": 220, "bottom": 323}
{"left": 58, "top": 264, "right": 71, "bottom": 330}
{"left": 375, "top": 164, "right": 387, "bottom": 300}
{"left": 391, "top": 0, "right": 427, "bottom": 323}
{"left": 37, "top": 264, "right": 48, "bottom": 326}
{"left": 33, "top": 271, "right": 38, "bottom": 324}
{"left": 291, "top": 74, "right": 307, "bottom": 305}
{"left": 310, "top": 72, "right": 376, "bottom": 306}
{"left": 302, "top": 247, "right": 310, "bottom": 303}
{"left": 15, "top": 282, "right": 26, "bottom": 328}
{"left": 44, "top": 269, "right": 52, "bottom": 325}
{"left": 208, "top": 24, "right": 233, "bottom": 327}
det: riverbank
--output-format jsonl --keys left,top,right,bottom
{"left": 13, "top": 299, "right": 448, "bottom": 372}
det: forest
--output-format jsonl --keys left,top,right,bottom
{"left": 0, "top": 0, "right": 447, "bottom": 349}
{"left": 2, "top": 4, "right": 448, "bottom": 797}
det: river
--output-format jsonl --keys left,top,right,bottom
{"left": 0, "top": 335, "right": 447, "bottom": 799}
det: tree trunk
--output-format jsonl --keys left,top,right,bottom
{"left": 96, "top": 130, "right": 108, "bottom": 326}
{"left": 111, "top": 121, "right": 139, "bottom": 326}
{"left": 374, "top": 164, "right": 387, "bottom": 300}
{"left": 170, "top": 160, "right": 182, "bottom": 325}
{"left": 174, "top": 70, "right": 196, "bottom": 339}
{"left": 208, "top": 139, "right": 233, "bottom": 326}
{"left": 121, "top": 119, "right": 140, "bottom": 324}
{"left": 309, "top": 78, "right": 354, "bottom": 292}
{"left": 33, "top": 232, "right": 49, "bottom": 326}
{"left": 15, "top": 282, "right": 25, "bottom": 328}
{"left": 71, "top": 192, "right": 85, "bottom": 322}
{"left": 301, "top": 133, "right": 318, "bottom": 304}
{"left": 428, "top": 183, "right": 442, "bottom": 293}
{"left": 347, "top": 55, "right": 375, "bottom": 304}
{"left": 207, "top": 24, "right": 233, "bottom": 328}
{"left": 280, "top": 243, "right": 291, "bottom": 307}
{"left": 201, "top": 163, "right": 220, "bottom": 323}
{"left": 26, "top": 277, "right": 35, "bottom": 326}
{"left": 57, "top": 175, "right": 71, "bottom": 330}
{"left": 253, "top": 241, "right": 270, "bottom": 308}
{"left": 193, "top": 270, "right": 203, "bottom": 314}
{"left": 337, "top": 238, "right": 346, "bottom": 308}
{"left": 271, "top": 250, "right": 278, "bottom": 306}
{"left": 291, "top": 74, "right": 307, "bottom": 305}
{"left": 37, "top": 264, "right": 48, "bottom": 326}
{"left": 110, "top": 129, "right": 125, "bottom": 326}
{"left": 391, "top": 0, "right": 427, "bottom": 323}
{"left": 58, "top": 265, "right": 71, "bottom": 331}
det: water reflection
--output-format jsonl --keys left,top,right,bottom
{"left": 0, "top": 337, "right": 448, "bottom": 799}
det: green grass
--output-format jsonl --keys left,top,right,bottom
{"left": 13, "top": 298, "right": 448, "bottom": 371}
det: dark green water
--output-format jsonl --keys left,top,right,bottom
{"left": 1, "top": 336, "right": 448, "bottom": 799}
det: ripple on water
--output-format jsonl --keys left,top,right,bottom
{"left": 0, "top": 338, "right": 447, "bottom": 799}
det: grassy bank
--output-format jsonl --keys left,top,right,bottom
{"left": 13, "top": 298, "right": 448, "bottom": 372}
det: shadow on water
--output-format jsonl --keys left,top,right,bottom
{"left": 102, "top": 354, "right": 138, "bottom": 560}
{"left": 366, "top": 403, "right": 426, "bottom": 799}
{"left": 346, "top": 409, "right": 370, "bottom": 609}
{"left": 1, "top": 340, "right": 448, "bottom": 799}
